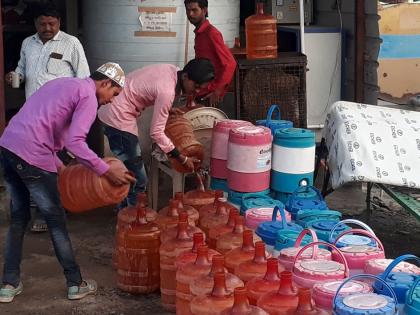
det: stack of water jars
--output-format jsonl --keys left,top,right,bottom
{"left": 210, "top": 119, "right": 253, "bottom": 192}
{"left": 227, "top": 125, "right": 272, "bottom": 200}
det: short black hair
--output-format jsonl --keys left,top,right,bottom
{"left": 182, "top": 58, "right": 215, "bottom": 84}
{"left": 34, "top": 3, "right": 61, "bottom": 20}
{"left": 90, "top": 71, "right": 121, "bottom": 87}
{"left": 184, "top": 0, "right": 208, "bottom": 17}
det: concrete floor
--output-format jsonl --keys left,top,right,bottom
{"left": 0, "top": 182, "right": 419, "bottom": 314}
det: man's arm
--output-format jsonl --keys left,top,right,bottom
{"left": 70, "top": 38, "right": 90, "bottom": 79}
{"left": 64, "top": 93, "right": 109, "bottom": 176}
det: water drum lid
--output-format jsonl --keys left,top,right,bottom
{"left": 275, "top": 128, "right": 315, "bottom": 139}
{"left": 256, "top": 220, "right": 302, "bottom": 245}
{"left": 368, "top": 259, "right": 420, "bottom": 274}
{"left": 312, "top": 220, "right": 346, "bottom": 232}
{"left": 343, "top": 293, "right": 389, "bottom": 310}
{"left": 290, "top": 200, "right": 328, "bottom": 213}
{"left": 300, "top": 260, "right": 342, "bottom": 274}
{"left": 213, "top": 119, "right": 251, "bottom": 132}
{"left": 316, "top": 280, "right": 369, "bottom": 295}
{"left": 337, "top": 235, "right": 373, "bottom": 247}
{"left": 231, "top": 125, "right": 271, "bottom": 137}
{"left": 281, "top": 246, "right": 330, "bottom": 260}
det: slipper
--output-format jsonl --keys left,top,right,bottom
{"left": 0, "top": 282, "right": 23, "bottom": 303}
{"left": 30, "top": 219, "right": 48, "bottom": 232}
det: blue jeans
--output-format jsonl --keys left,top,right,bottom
{"left": 103, "top": 125, "right": 147, "bottom": 207}
{"left": 0, "top": 148, "right": 82, "bottom": 287}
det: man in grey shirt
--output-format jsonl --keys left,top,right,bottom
{"left": 5, "top": 4, "right": 90, "bottom": 231}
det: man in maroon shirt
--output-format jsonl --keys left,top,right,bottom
{"left": 184, "top": 0, "right": 236, "bottom": 107}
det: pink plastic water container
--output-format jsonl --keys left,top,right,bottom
{"left": 227, "top": 126, "right": 272, "bottom": 192}
{"left": 365, "top": 258, "right": 420, "bottom": 276}
{"left": 313, "top": 279, "right": 372, "bottom": 312}
{"left": 292, "top": 241, "right": 349, "bottom": 289}
{"left": 245, "top": 207, "right": 291, "bottom": 230}
{"left": 278, "top": 229, "right": 332, "bottom": 271}
{"left": 332, "top": 229, "right": 385, "bottom": 276}
{"left": 211, "top": 120, "right": 253, "bottom": 179}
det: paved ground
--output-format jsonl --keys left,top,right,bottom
{"left": 0, "top": 182, "right": 419, "bottom": 314}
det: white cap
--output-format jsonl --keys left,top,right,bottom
{"left": 96, "top": 62, "right": 125, "bottom": 87}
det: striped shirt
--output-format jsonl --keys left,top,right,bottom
{"left": 15, "top": 31, "right": 90, "bottom": 98}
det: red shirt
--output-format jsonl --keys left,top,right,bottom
{"left": 194, "top": 20, "right": 236, "bottom": 97}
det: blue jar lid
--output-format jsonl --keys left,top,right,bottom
{"left": 255, "top": 206, "right": 302, "bottom": 246}
{"left": 311, "top": 220, "right": 347, "bottom": 232}
{"left": 295, "top": 210, "right": 342, "bottom": 227}
{"left": 256, "top": 119, "right": 293, "bottom": 135}
{"left": 274, "top": 230, "right": 312, "bottom": 250}
{"left": 228, "top": 189, "right": 271, "bottom": 206}
{"left": 288, "top": 199, "right": 329, "bottom": 215}
{"left": 375, "top": 272, "right": 419, "bottom": 304}
{"left": 334, "top": 293, "right": 396, "bottom": 315}
{"left": 275, "top": 128, "right": 315, "bottom": 139}
{"left": 241, "top": 194, "right": 283, "bottom": 216}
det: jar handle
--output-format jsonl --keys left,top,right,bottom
{"left": 332, "top": 274, "right": 398, "bottom": 314}
{"left": 407, "top": 276, "right": 420, "bottom": 306}
{"left": 291, "top": 241, "right": 349, "bottom": 277}
{"left": 294, "top": 229, "right": 319, "bottom": 259}
{"left": 329, "top": 219, "right": 375, "bottom": 243}
{"left": 333, "top": 228, "right": 384, "bottom": 252}
{"left": 379, "top": 254, "right": 420, "bottom": 283}
{"left": 266, "top": 104, "right": 281, "bottom": 122}
{"left": 272, "top": 205, "right": 288, "bottom": 229}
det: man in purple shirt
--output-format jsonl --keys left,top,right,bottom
{"left": 0, "top": 62, "right": 135, "bottom": 302}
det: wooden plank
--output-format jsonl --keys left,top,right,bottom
{"left": 379, "top": 184, "right": 420, "bottom": 222}
{"left": 138, "top": 6, "right": 177, "bottom": 13}
{"left": 134, "top": 31, "right": 176, "bottom": 37}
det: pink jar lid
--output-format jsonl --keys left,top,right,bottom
{"left": 213, "top": 119, "right": 253, "bottom": 133}
{"left": 314, "top": 279, "right": 371, "bottom": 297}
{"left": 339, "top": 245, "right": 383, "bottom": 257}
{"left": 295, "top": 260, "right": 345, "bottom": 277}
{"left": 229, "top": 126, "right": 272, "bottom": 145}
{"left": 245, "top": 207, "right": 290, "bottom": 229}
{"left": 280, "top": 247, "right": 332, "bottom": 262}
{"left": 365, "top": 258, "right": 420, "bottom": 275}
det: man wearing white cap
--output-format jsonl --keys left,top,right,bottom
{"left": 98, "top": 58, "right": 215, "bottom": 209}
{"left": 0, "top": 62, "right": 135, "bottom": 303}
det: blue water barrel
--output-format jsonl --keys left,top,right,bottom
{"left": 255, "top": 206, "right": 302, "bottom": 252}
{"left": 271, "top": 128, "right": 316, "bottom": 194}
{"left": 405, "top": 277, "right": 420, "bottom": 315}
{"left": 227, "top": 188, "right": 271, "bottom": 208}
{"left": 240, "top": 193, "right": 283, "bottom": 216}
{"left": 256, "top": 105, "right": 293, "bottom": 136}
{"left": 333, "top": 275, "right": 398, "bottom": 315}
{"left": 374, "top": 255, "right": 420, "bottom": 308}
{"left": 210, "top": 177, "right": 229, "bottom": 192}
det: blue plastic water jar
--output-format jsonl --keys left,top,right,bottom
{"left": 286, "top": 186, "right": 328, "bottom": 220}
{"left": 255, "top": 206, "right": 302, "bottom": 251}
{"left": 240, "top": 193, "right": 283, "bottom": 216}
{"left": 405, "top": 277, "right": 420, "bottom": 315}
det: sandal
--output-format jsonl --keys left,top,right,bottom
{"left": 30, "top": 219, "right": 48, "bottom": 233}
{"left": 68, "top": 279, "right": 97, "bottom": 300}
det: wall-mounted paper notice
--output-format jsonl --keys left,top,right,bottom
{"left": 135, "top": 7, "right": 176, "bottom": 37}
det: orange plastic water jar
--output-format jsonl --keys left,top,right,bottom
{"left": 245, "top": 3, "right": 278, "bottom": 60}
{"left": 190, "top": 272, "right": 235, "bottom": 315}
{"left": 198, "top": 190, "right": 225, "bottom": 217}
{"left": 221, "top": 287, "right": 269, "bottom": 315}
{"left": 161, "top": 212, "right": 204, "bottom": 244}
{"left": 160, "top": 221, "right": 194, "bottom": 312}
{"left": 257, "top": 271, "right": 299, "bottom": 315}
{"left": 235, "top": 242, "right": 284, "bottom": 284}
{"left": 174, "top": 192, "right": 200, "bottom": 225}
{"left": 208, "top": 208, "right": 239, "bottom": 249}
{"left": 225, "top": 230, "right": 256, "bottom": 273}
{"left": 190, "top": 255, "right": 244, "bottom": 298}
{"left": 116, "top": 207, "right": 160, "bottom": 294}
{"left": 199, "top": 198, "right": 231, "bottom": 237}
{"left": 176, "top": 245, "right": 212, "bottom": 315}
{"left": 293, "top": 288, "right": 329, "bottom": 315}
{"left": 245, "top": 258, "right": 281, "bottom": 305}
{"left": 216, "top": 216, "right": 261, "bottom": 255}
{"left": 183, "top": 189, "right": 216, "bottom": 211}
{"left": 157, "top": 199, "right": 196, "bottom": 230}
